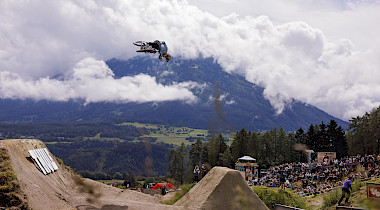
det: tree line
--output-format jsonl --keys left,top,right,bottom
{"left": 0, "top": 121, "right": 142, "bottom": 141}
{"left": 48, "top": 139, "right": 173, "bottom": 177}
{"left": 168, "top": 119, "right": 348, "bottom": 184}
{"left": 347, "top": 105, "right": 380, "bottom": 155}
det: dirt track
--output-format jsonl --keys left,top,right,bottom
{"left": 2, "top": 139, "right": 268, "bottom": 210}
{"left": 1, "top": 139, "right": 185, "bottom": 210}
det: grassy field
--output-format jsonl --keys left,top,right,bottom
{"left": 45, "top": 141, "right": 73, "bottom": 144}
{"left": 96, "top": 179, "right": 124, "bottom": 185}
{"left": 119, "top": 122, "right": 210, "bottom": 146}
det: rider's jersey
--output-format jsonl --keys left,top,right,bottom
{"left": 159, "top": 43, "right": 168, "bottom": 57}
{"left": 342, "top": 179, "right": 351, "bottom": 189}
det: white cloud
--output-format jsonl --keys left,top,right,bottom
{"left": 0, "top": 58, "right": 198, "bottom": 103}
{"left": 1, "top": 0, "right": 380, "bottom": 120}
{"left": 226, "top": 99, "right": 236, "bottom": 105}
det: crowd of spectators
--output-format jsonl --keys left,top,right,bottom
{"left": 253, "top": 154, "right": 380, "bottom": 197}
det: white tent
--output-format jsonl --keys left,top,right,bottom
{"left": 238, "top": 156, "right": 256, "bottom": 161}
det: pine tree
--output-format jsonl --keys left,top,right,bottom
{"left": 295, "top": 127, "right": 306, "bottom": 144}
{"left": 201, "top": 143, "right": 209, "bottom": 164}
{"left": 208, "top": 134, "right": 227, "bottom": 167}
{"left": 306, "top": 125, "right": 318, "bottom": 151}
{"left": 318, "top": 121, "right": 329, "bottom": 151}
{"left": 260, "top": 131, "right": 275, "bottom": 167}
{"left": 220, "top": 148, "right": 235, "bottom": 168}
{"left": 177, "top": 143, "right": 188, "bottom": 184}
{"left": 217, "top": 134, "right": 227, "bottom": 155}
{"left": 286, "top": 133, "right": 300, "bottom": 163}
{"left": 247, "top": 131, "right": 259, "bottom": 159}
{"left": 276, "top": 128, "right": 287, "bottom": 164}
{"left": 123, "top": 172, "right": 130, "bottom": 187}
{"left": 129, "top": 171, "right": 136, "bottom": 187}
{"left": 168, "top": 148, "right": 182, "bottom": 184}
{"left": 230, "top": 128, "right": 248, "bottom": 160}
{"left": 348, "top": 115, "right": 369, "bottom": 155}
{"left": 328, "top": 120, "right": 348, "bottom": 158}
{"left": 189, "top": 138, "right": 203, "bottom": 167}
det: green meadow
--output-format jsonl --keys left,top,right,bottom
{"left": 119, "top": 122, "right": 209, "bottom": 146}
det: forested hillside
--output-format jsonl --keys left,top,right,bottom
{"left": 0, "top": 121, "right": 142, "bottom": 141}
{"left": 48, "top": 139, "right": 172, "bottom": 178}
{"left": 0, "top": 121, "right": 172, "bottom": 177}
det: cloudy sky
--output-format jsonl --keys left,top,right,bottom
{"left": 1, "top": 0, "right": 380, "bottom": 120}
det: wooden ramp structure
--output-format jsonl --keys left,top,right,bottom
{"left": 28, "top": 148, "right": 58, "bottom": 175}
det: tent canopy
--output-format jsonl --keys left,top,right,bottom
{"left": 152, "top": 183, "right": 176, "bottom": 190}
{"left": 238, "top": 156, "right": 256, "bottom": 161}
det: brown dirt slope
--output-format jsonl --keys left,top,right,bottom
{"left": 174, "top": 166, "right": 269, "bottom": 210}
{"left": 0, "top": 139, "right": 186, "bottom": 210}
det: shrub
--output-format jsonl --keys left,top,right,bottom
{"left": 322, "top": 187, "right": 341, "bottom": 209}
{"left": 0, "top": 147, "right": 30, "bottom": 209}
{"left": 165, "top": 183, "right": 195, "bottom": 205}
{"left": 253, "top": 186, "right": 309, "bottom": 209}
{"left": 322, "top": 179, "right": 366, "bottom": 208}
{"left": 352, "top": 179, "right": 365, "bottom": 191}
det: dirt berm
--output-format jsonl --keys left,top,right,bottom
{"left": 0, "top": 139, "right": 188, "bottom": 210}
{"left": 174, "top": 166, "right": 269, "bottom": 210}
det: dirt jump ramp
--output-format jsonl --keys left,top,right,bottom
{"left": 174, "top": 166, "right": 269, "bottom": 210}
{"left": 1, "top": 139, "right": 185, "bottom": 210}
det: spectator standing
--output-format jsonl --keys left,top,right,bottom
{"left": 194, "top": 165, "right": 200, "bottom": 183}
{"left": 201, "top": 163, "right": 208, "bottom": 178}
{"left": 279, "top": 169, "right": 286, "bottom": 190}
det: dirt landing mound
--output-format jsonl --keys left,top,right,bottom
{"left": 174, "top": 167, "right": 269, "bottom": 210}
{"left": 1, "top": 139, "right": 185, "bottom": 210}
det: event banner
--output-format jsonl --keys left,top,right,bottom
{"left": 367, "top": 182, "right": 380, "bottom": 199}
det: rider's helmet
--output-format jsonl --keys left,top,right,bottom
{"left": 165, "top": 53, "right": 171, "bottom": 62}
{"left": 162, "top": 41, "right": 166, "bottom": 45}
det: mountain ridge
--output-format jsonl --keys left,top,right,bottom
{"left": 105, "top": 56, "right": 348, "bottom": 131}
{"left": 0, "top": 56, "right": 348, "bottom": 131}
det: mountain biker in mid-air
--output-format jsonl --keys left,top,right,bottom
{"left": 134, "top": 40, "right": 171, "bottom": 62}
{"left": 147, "top": 40, "right": 171, "bottom": 62}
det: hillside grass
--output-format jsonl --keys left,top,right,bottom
{"left": 165, "top": 183, "right": 195, "bottom": 205}
{"left": 96, "top": 179, "right": 124, "bottom": 185}
{"left": 0, "top": 147, "right": 30, "bottom": 209}
{"left": 299, "top": 177, "right": 380, "bottom": 210}
{"left": 344, "top": 177, "right": 380, "bottom": 209}
{"left": 253, "top": 186, "right": 310, "bottom": 209}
